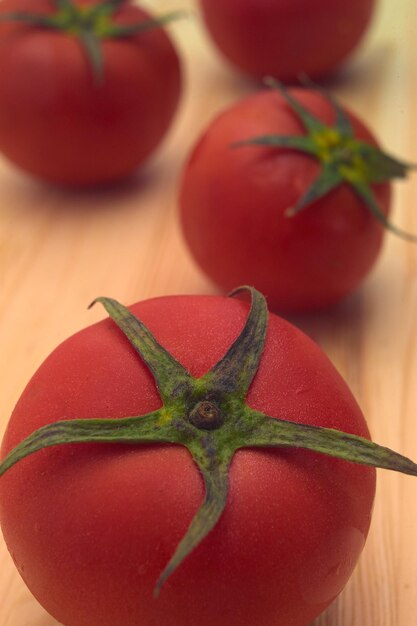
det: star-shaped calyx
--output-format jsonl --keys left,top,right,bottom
{"left": 1, "top": 287, "right": 417, "bottom": 595}
{"left": 0, "top": 0, "right": 185, "bottom": 83}
{"left": 234, "top": 77, "right": 416, "bottom": 241}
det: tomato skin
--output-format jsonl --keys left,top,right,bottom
{"left": 199, "top": 0, "right": 377, "bottom": 81}
{"left": 180, "top": 89, "right": 391, "bottom": 313}
{"left": 0, "top": 0, "right": 181, "bottom": 185}
{"left": 0, "top": 294, "right": 375, "bottom": 626}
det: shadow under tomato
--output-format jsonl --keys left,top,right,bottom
{"left": 34, "top": 161, "right": 164, "bottom": 212}
{"left": 283, "top": 289, "right": 363, "bottom": 348}
{"left": 308, "top": 592, "right": 342, "bottom": 625}
{"left": 316, "top": 41, "right": 396, "bottom": 92}
{"left": 203, "top": 35, "right": 393, "bottom": 101}
{"left": 0, "top": 154, "right": 171, "bottom": 219}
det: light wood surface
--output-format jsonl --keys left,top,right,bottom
{"left": 1, "top": 0, "right": 417, "bottom": 624}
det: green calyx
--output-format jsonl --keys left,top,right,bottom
{"left": 0, "top": 0, "right": 185, "bottom": 83}
{"left": 1, "top": 286, "right": 417, "bottom": 596}
{"left": 234, "top": 77, "right": 417, "bottom": 241}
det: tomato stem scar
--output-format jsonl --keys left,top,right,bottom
{"left": 189, "top": 401, "right": 224, "bottom": 430}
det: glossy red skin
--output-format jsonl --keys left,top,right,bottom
{"left": 0, "top": 0, "right": 181, "bottom": 185}
{"left": 180, "top": 89, "right": 391, "bottom": 313}
{"left": 0, "top": 295, "right": 375, "bottom": 626}
{"left": 199, "top": 0, "right": 377, "bottom": 80}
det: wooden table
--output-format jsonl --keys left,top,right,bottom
{"left": 1, "top": 1, "right": 416, "bottom": 624}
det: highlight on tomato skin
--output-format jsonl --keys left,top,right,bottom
{"left": 198, "top": 0, "right": 377, "bottom": 81}
{"left": 179, "top": 84, "right": 415, "bottom": 314}
{"left": 0, "top": 290, "right": 381, "bottom": 626}
{"left": 0, "top": 0, "right": 183, "bottom": 186}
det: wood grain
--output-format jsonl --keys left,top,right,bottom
{"left": 1, "top": 0, "right": 416, "bottom": 624}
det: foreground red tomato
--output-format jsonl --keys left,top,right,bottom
{"left": 179, "top": 85, "right": 415, "bottom": 312}
{"left": 0, "top": 0, "right": 181, "bottom": 185}
{"left": 0, "top": 291, "right": 377, "bottom": 626}
{"left": 198, "top": 0, "right": 377, "bottom": 80}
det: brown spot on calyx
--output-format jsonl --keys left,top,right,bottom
{"left": 188, "top": 401, "right": 224, "bottom": 431}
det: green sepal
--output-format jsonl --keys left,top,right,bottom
{"left": 0, "top": 410, "right": 181, "bottom": 478}
{"left": 90, "top": 297, "right": 193, "bottom": 404}
{"left": 286, "top": 163, "right": 343, "bottom": 216}
{"left": 90, "top": 0, "right": 128, "bottom": 12}
{"left": 241, "top": 411, "right": 417, "bottom": 477}
{"left": 234, "top": 78, "right": 416, "bottom": 239}
{"left": 55, "top": 0, "right": 74, "bottom": 10}
{"left": 347, "top": 141, "right": 414, "bottom": 183}
{"left": 350, "top": 180, "right": 417, "bottom": 242}
{"left": 201, "top": 286, "right": 268, "bottom": 399}
{"left": 79, "top": 29, "right": 104, "bottom": 85}
{"left": 297, "top": 73, "right": 354, "bottom": 137}
{"left": 0, "top": 12, "right": 58, "bottom": 28}
{"left": 154, "top": 448, "right": 232, "bottom": 597}
{"left": 233, "top": 134, "right": 317, "bottom": 155}
{"left": 264, "top": 76, "right": 327, "bottom": 135}
{"left": 104, "top": 10, "right": 189, "bottom": 38}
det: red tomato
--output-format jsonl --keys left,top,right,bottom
{"left": 180, "top": 89, "right": 391, "bottom": 312}
{"left": 0, "top": 0, "right": 181, "bottom": 185}
{"left": 198, "top": 0, "right": 377, "bottom": 81}
{"left": 0, "top": 293, "right": 375, "bottom": 626}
